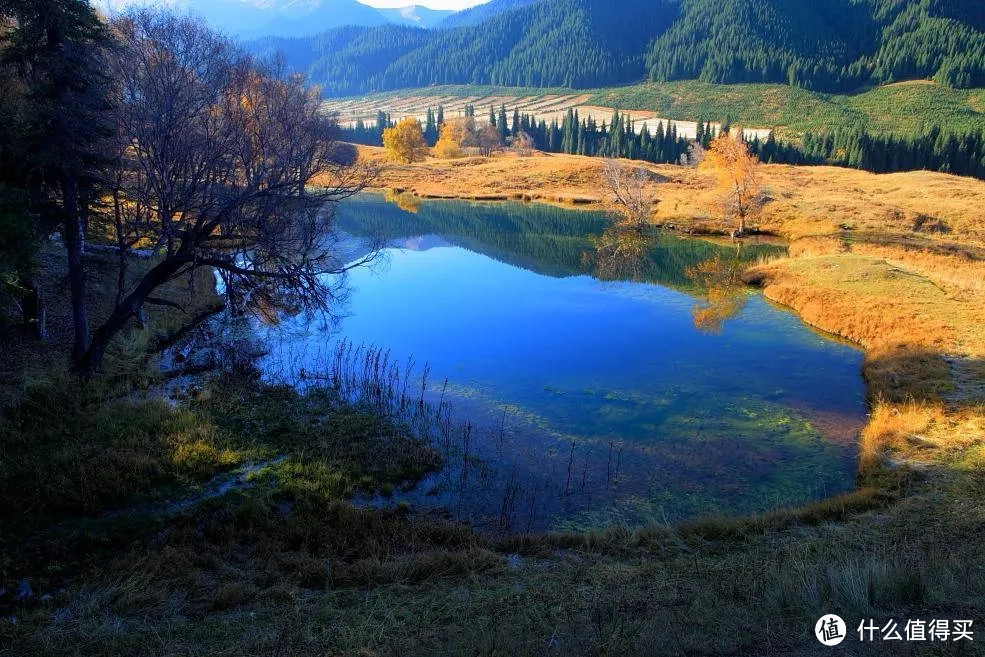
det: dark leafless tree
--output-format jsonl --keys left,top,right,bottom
{"left": 588, "top": 225, "right": 652, "bottom": 282}
{"left": 600, "top": 158, "right": 659, "bottom": 232}
{"left": 80, "top": 11, "right": 377, "bottom": 375}
{"left": 476, "top": 122, "right": 501, "bottom": 157}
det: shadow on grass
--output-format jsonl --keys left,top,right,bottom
{"left": 863, "top": 345, "right": 985, "bottom": 407}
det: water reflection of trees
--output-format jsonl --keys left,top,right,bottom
{"left": 585, "top": 225, "right": 653, "bottom": 281}
{"left": 341, "top": 193, "right": 783, "bottom": 293}
{"left": 685, "top": 247, "right": 748, "bottom": 334}
{"left": 586, "top": 222, "right": 753, "bottom": 333}
{"left": 347, "top": 194, "right": 611, "bottom": 277}
{"left": 383, "top": 189, "right": 421, "bottom": 214}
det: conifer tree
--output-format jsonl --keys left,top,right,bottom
{"left": 423, "top": 108, "right": 438, "bottom": 146}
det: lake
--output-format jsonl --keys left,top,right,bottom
{"left": 258, "top": 193, "right": 867, "bottom": 533}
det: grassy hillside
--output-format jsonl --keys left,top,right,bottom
{"left": 338, "top": 80, "right": 985, "bottom": 137}
{"left": 596, "top": 79, "right": 985, "bottom": 136}
{"left": 352, "top": 146, "right": 985, "bottom": 247}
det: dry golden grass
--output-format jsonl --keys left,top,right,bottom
{"left": 860, "top": 402, "right": 946, "bottom": 474}
{"left": 356, "top": 145, "right": 985, "bottom": 245}
{"left": 747, "top": 255, "right": 963, "bottom": 353}
{"left": 360, "top": 143, "right": 985, "bottom": 481}
{"left": 352, "top": 147, "right": 606, "bottom": 205}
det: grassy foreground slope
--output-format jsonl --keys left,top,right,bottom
{"left": 334, "top": 80, "right": 985, "bottom": 137}
{"left": 2, "top": 155, "right": 985, "bottom": 654}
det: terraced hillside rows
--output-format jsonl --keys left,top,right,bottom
{"left": 322, "top": 90, "right": 773, "bottom": 141}
{"left": 323, "top": 80, "right": 985, "bottom": 142}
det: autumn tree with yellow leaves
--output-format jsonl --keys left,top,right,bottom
{"left": 432, "top": 115, "right": 503, "bottom": 158}
{"left": 383, "top": 117, "right": 428, "bottom": 163}
{"left": 433, "top": 116, "right": 473, "bottom": 159}
{"left": 703, "top": 131, "right": 762, "bottom": 236}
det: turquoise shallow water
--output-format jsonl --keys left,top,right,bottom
{"left": 258, "top": 194, "right": 867, "bottom": 532}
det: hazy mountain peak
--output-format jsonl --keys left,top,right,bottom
{"left": 376, "top": 5, "right": 456, "bottom": 28}
{"left": 92, "top": 0, "right": 453, "bottom": 37}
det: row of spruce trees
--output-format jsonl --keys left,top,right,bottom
{"left": 340, "top": 104, "right": 985, "bottom": 181}
{"left": 760, "top": 126, "right": 985, "bottom": 179}
{"left": 341, "top": 105, "right": 701, "bottom": 165}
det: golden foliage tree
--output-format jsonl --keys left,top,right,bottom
{"left": 383, "top": 117, "right": 428, "bottom": 163}
{"left": 433, "top": 116, "right": 473, "bottom": 159}
{"left": 702, "top": 131, "right": 762, "bottom": 235}
{"left": 431, "top": 115, "right": 501, "bottom": 158}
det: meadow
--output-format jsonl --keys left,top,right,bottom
{"left": 6, "top": 0, "right": 985, "bottom": 653}
{"left": 324, "top": 80, "right": 985, "bottom": 141}
{"left": 3, "top": 148, "right": 985, "bottom": 654}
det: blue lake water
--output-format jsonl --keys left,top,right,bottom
{"left": 258, "top": 194, "right": 867, "bottom": 532}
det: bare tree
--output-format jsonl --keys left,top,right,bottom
{"left": 681, "top": 139, "right": 705, "bottom": 167}
{"left": 79, "top": 11, "right": 376, "bottom": 375}
{"left": 600, "top": 159, "right": 659, "bottom": 232}
{"left": 510, "top": 130, "right": 535, "bottom": 156}
{"left": 476, "top": 122, "right": 501, "bottom": 157}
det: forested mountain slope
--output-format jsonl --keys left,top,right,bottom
{"left": 256, "top": 0, "right": 985, "bottom": 96}
{"left": 646, "top": 0, "right": 985, "bottom": 90}
{"left": 381, "top": 0, "right": 677, "bottom": 89}
{"left": 251, "top": 26, "right": 431, "bottom": 96}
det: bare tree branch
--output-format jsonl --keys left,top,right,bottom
{"left": 600, "top": 158, "right": 660, "bottom": 232}
{"left": 80, "top": 11, "right": 379, "bottom": 375}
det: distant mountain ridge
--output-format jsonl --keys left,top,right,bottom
{"left": 92, "top": 0, "right": 455, "bottom": 38}
{"left": 378, "top": 5, "right": 455, "bottom": 29}
{"left": 251, "top": 0, "right": 985, "bottom": 96}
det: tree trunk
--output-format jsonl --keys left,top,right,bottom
{"left": 78, "top": 253, "right": 189, "bottom": 377}
{"left": 113, "top": 188, "right": 128, "bottom": 306}
{"left": 62, "top": 175, "right": 90, "bottom": 365}
{"left": 21, "top": 278, "right": 46, "bottom": 340}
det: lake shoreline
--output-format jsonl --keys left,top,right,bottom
{"left": 358, "top": 149, "right": 985, "bottom": 498}
{"left": 5, "top": 156, "right": 985, "bottom": 655}
{"left": 272, "top": 194, "right": 866, "bottom": 530}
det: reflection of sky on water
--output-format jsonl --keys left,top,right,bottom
{"left": 258, "top": 195, "right": 868, "bottom": 532}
